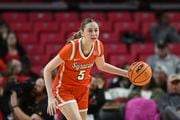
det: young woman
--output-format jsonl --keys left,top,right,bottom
{"left": 1, "top": 31, "right": 30, "bottom": 64}
{"left": 44, "top": 18, "right": 129, "bottom": 120}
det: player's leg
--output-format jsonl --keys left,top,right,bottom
{"left": 77, "top": 86, "right": 89, "bottom": 120}
{"left": 59, "top": 101, "right": 82, "bottom": 120}
{"left": 80, "top": 110, "right": 88, "bottom": 120}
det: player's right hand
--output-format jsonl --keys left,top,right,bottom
{"left": 47, "top": 96, "right": 58, "bottom": 116}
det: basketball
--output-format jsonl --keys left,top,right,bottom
{"left": 128, "top": 61, "right": 152, "bottom": 86}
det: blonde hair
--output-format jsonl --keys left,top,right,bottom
{"left": 67, "top": 18, "right": 98, "bottom": 43}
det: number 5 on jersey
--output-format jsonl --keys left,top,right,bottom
{"left": 78, "top": 70, "right": 86, "bottom": 80}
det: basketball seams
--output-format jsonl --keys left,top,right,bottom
{"left": 133, "top": 66, "right": 149, "bottom": 83}
{"left": 130, "top": 62, "right": 143, "bottom": 80}
{"left": 128, "top": 62, "right": 136, "bottom": 79}
{"left": 135, "top": 77, "right": 150, "bottom": 84}
{"left": 129, "top": 62, "right": 138, "bottom": 79}
{"left": 134, "top": 76, "right": 151, "bottom": 86}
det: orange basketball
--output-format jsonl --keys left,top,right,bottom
{"left": 128, "top": 61, "right": 152, "bottom": 86}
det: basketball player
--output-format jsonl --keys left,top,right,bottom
{"left": 43, "top": 18, "right": 128, "bottom": 120}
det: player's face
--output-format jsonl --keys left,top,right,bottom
{"left": 82, "top": 22, "right": 99, "bottom": 41}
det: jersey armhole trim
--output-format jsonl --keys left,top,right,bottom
{"left": 69, "top": 41, "right": 75, "bottom": 60}
{"left": 97, "top": 40, "right": 101, "bottom": 56}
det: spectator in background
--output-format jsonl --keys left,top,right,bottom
{"left": 4, "top": 60, "right": 30, "bottom": 84}
{"left": 128, "top": 76, "right": 163, "bottom": 100}
{"left": 151, "top": 12, "right": 180, "bottom": 43}
{"left": 124, "top": 66, "right": 167, "bottom": 120}
{"left": 0, "top": 19, "right": 10, "bottom": 53}
{"left": 0, "top": 59, "right": 6, "bottom": 72}
{"left": 0, "top": 31, "right": 33, "bottom": 77}
{"left": 1, "top": 32, "right": 29, "bottom": 64}
{"left": 88, "top": 73, "right": 106, "bottom": 120}
{"left": 0, "top": 74, "right": 4, "bottom": 119}
{"left": 0, "top": 20, "right": 10, "bottom": 41}
{"left": 0, "top": 20, "right": 11, "bottom": 70}
{"left": 147, "top": 41, "right": 179, "bottom": 75}
{"left": 10, "top": 77, "right": 53, "bottom": 120}
{"left": 156, "top": 74, "right": 180, "bottom": 120}
{"left": 177, "top": 63, "right": 180, "bottom": 74}
{"left": 153, "top": 64, "right": 168, "bottom": 92}
{"left": 108, "top": 64, "right": 131, "bottom": 89}
{"left": 125, "top": 97, "right": 160, "bottom": 120}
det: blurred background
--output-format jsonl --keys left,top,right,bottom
{"left": 0, "top": 0, "right": 180, "bottom": 120}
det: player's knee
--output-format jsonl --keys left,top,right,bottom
{"left": 69, "top": 115, "right": 82, "bottom": 120}
{"left": 66, "top": 111, "right": 82, "bottom": 120}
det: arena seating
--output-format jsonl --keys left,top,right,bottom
{"left": 0, "top": 11, "right": 179, "bottom": 76}
{"left": 107, "top": 12, "right": 132, "bottom": 22}
{"left": 130, "top": 43, "right": 155, "bottom": 60}
{"left": 29, "top": 12, "right": 53, "bottom": 22}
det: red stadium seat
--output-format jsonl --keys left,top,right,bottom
{"left": 139, "top": 54, "right": 153, "bottom": 62}
{"left": 141, "top": 21, "right": 157, "bottom": 42}
{"left": 61, "top": 21, "right": 80, "bottom": 38}
{"left": 34, "top": 22, "right": 59, "bottom": 32}
{"left": 130, "top": 43, "right": 155, "bottom": 60}
{"left": 29, "top": 12, "right": 53, "bottom": 22}
{"left": 23, "top": 44, "right": 44, "bottom": 56}
{"left": 18, "top": 32, "right": 38, "bottom": 44}
{"left": 91, "top": 66, "right": 99, "bottom": 75}
{"left": 104, "top": 44, "right": 127, "bottom": 55}
{"left": 80, "top": 12, "right": 106, "bottom": 21}
{"left": 166, "top": 12, "right": 180, "bottom": 22}
{"left": 1, "top": 12, "right": 28, "bottom": 22}
{"left": 0, "top": 112, "right": 2, "bottom": 120}
{"left": 40, "top": 32, "right": 65, "bottom": 45}
{"left": 107, "top": 12, "right": 132, "bottom": 22}
{"left": 10, "top": 22, "right": 32, "bottom": 32}
{"left": 114, "top": 21, "right": 139, "bottom": 34}
{"left": 169, "top": 43, "right": 180, "bottom": 55}
{"left": 30, "top": 54, "right": 49, "bottom": 66}
{"left": 142, "top": 21, "right": 157, "bottom": 35}
{"left": 134, "top": 12, "right": 156, "bottom": 22}
{"left": 99, "top": 21, "right": 112, "bottom": 32}
{"left": 110, "top": 54, "right": 134, "bottom": 67}
{"left": 104, "top": 44, "right": 128, "bottom": 61}
{"left": 99, "top": 32, "right": 119, "bottom": 43}
{"left": 170, "top": 22, "right": 180, "bottom": 31}
{"left": 31, "top": 65, "right": 43, "bottom": 75}
{"left": 45, "top": 44, "right": 63, "bottom": 59}
{"left": 55, "top": 12, "right": 79, "bottom": 22}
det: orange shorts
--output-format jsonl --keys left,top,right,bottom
{"left": 53, "top": 85, "right": 89, "bottom": 111}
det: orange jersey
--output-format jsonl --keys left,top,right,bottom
{"left": 53, "top": 38, "right": 104, "bottom": 89}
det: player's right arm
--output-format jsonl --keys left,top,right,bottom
{"left": 95, "top": 55, "right": 128, "bottom": 78}
{"left": 43, "top": 43, "right": 72, "bottom": 115}
{"left": 44, "top": 54, "right": 63, "bottom": 97}
{"left": 43, "top": 54, "right": 64, "bottom": 115}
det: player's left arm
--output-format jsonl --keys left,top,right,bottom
{"left": 95, "top": 55, "right": 128, "bottom": 78}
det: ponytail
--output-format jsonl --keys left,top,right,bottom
{"left": 67, "top": 31, "right": 82, "bottom": 43}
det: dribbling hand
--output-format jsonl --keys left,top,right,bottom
{"left": 47, "top": 96, "right": 58, "bottom": 116}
